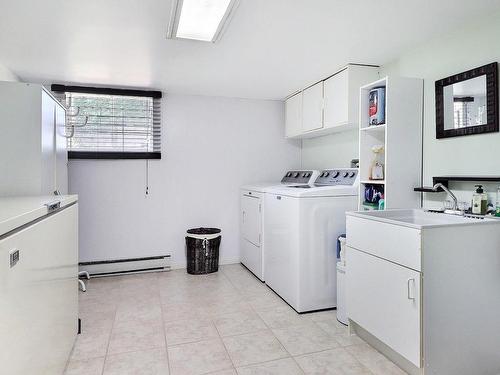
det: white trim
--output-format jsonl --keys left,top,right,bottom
{"left": 170, "top": 257, "right": 240, "bottom": 270}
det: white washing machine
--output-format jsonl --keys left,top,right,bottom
{"left": 240, "top": 170, "right": 319, "bottom": 281}
{"left": 263, "top": 168, "right": 359, "bottom": 312}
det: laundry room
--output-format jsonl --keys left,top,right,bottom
{"left": 1, "top": 1, "right": 500, "bottom": 375}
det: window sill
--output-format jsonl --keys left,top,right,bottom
{"left": 68, "top": 151, "right": 161, "bottom": 160}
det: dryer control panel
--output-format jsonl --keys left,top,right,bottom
{"left": 281, "top": 170, "right": 318, "bottom": 185}
{"left": 315, "top": 168, "right": 358, "bottom": 186}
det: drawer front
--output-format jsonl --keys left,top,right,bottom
{"left": 346, "top": 216, "right": 421, "bottom": 271}
{"left": 347, "top": 247, "right": 421, "bottom": 367}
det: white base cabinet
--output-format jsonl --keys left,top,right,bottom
{"left": 347, "top": 248, "right": 421, "bottom": 367}
{"left": 346, "top": 211, "right": 500, "bottom": 375}
{"left": 0, "top": 201, "right": 78, "bottom": 375}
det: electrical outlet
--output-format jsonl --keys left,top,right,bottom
{"left": 9, "top": 249, "right": 19, "bottom": 268}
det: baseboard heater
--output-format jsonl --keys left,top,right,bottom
{"left": 79, "top": 255, "right": 171, "bottom": 277}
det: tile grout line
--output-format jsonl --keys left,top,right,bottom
{"left": 100, "top": 274, "right": 163, "bottom": 374}
{"left": 159, "top": 288, "right": 173, "bottom": 375}
{"left": 213, "top": 267, "right": 246, "bottom": 373}
{"left": 81, "top": 267, "right": 381, "bottom": 375}
{"left": 216, "top": 266, "right": 282, "bottom": 373}
{"left": 212, "top": 317, "right": 238, "bottom": 374}
{"left": 255, "top": 303, "right": 306, "bottom": 374}
{"left": 223, "top": 265, "right": 365, "bottom": 374}
{"left": 227, "top": 271, "right": 307, "bottom": 374}
{"left": 100, "top": 282, "right": 119, "bottom": 375}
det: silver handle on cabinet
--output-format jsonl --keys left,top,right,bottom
{"left": 242, "top": 210, "right": 246, "bottom": 223}
{"left": 407, "top": 278, "right": 416, "bottom": 300}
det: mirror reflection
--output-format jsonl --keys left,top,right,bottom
{"left": 443, "top": 75, "right": 487, "bottom": 130}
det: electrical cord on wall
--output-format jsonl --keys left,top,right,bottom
{"left": 145, "top": 159, "right": 149, "bottom": 197}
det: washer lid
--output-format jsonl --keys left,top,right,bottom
{"left": 264, "top": 184, "right": 358, "bottom": 198}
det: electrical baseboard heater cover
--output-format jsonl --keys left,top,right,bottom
{"left": 79, "top": 255, "right": 171, "bottom": 277}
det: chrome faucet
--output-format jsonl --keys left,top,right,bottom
{"left": 432, "top": 183, "right": 461, "bottom": 214}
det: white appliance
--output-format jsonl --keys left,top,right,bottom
{"left": 0, "top": 195, "right": 78, "bottom": 374}
{"left": 264, "top": 168, "right": 359, "bottom": 313}
{"left": 240, "top": 170, "right": 319, "bottom": 281}
{"left": 0, "top": 81, "right": 69, "bottom": 196}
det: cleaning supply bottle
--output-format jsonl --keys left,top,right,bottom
{"left": 472, "top": 185, "right": 488, "bottom": 215}
{"left": 496, "top": 186, "right": 500, "bottom": 217}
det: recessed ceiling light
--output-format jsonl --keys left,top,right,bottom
{"left": 167, "top": 0, "right": 240, "bottom": 43}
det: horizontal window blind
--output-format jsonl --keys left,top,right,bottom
{"left": 52, "top": 85, "right": 161, "bottom": 159}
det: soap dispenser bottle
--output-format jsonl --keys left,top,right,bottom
{"left": 472, "top": 185, "right": 488, "bottom": 215}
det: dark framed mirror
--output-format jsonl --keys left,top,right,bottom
{"left": 435, "top": 62, "right": 498, "bottom": 139}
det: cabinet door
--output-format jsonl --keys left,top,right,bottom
{"left": 55, "top": 103, "right": 68, "bottom": 194}
{"left": 347, "top": 247, "right": 421, "bottom": 367}
{"left": 285, "top": 92, "right": 303, "bottom": 138}
{"left": 241, "top": 194, "right": 262, "bottom": 246}
{"left": 41, "top": 91, "right": 56, "bottom": 195}
{"left": 324, "top": 68, "right": 349, "bottom": 128}
{"left": 302, "top": 82, "right": 324, "bottom": 132}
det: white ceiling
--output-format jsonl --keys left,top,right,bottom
{"left": 1, "top": 0, "right": 500, "bottom": 100}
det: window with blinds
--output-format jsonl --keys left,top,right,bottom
{"left": 51, "top": 85, "right": 162, "bottom": 159}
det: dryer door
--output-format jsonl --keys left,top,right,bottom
{"left": 241, "top": 193, "right": 262, "bottom": 247}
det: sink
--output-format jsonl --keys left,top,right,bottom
{"left": 348, "top": 209, "right": 498, "bottom": 228}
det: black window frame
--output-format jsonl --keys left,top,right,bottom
{"left": 51, "top": 84, "right": 162, "bottom": 160}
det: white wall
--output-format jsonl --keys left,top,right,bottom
{"left": 301, "top": 129, "right": 359, "bottom": 169}
{"left": 0, "top": 63, "right": 19, "bottom": 81}
{"left": 382, "top": 12, "right": 500, "bottom": 208}
{"left": 69, "top": 94, "right": 301, "bottom": 267}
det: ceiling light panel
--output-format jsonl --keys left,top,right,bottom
{"left": 168, "top": 0, "right": 239, "bottom": 42}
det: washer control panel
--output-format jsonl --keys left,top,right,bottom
{"left": 315, "top": 169, "right": 358, "bottom": 186}
{"left": 281, "top": 170, "right": 317, "bottom": 185}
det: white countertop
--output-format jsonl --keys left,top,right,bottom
{"left": 347, "top": 208, "right": 500, "bottom": 229}
{"left": 241, "top": 182, "right": 278, "bottom": 192}
{"left": 0, "top": 195, "right": 78, "bottom": 237}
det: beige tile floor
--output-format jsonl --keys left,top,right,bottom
{"left": 65, "top": 263, "right": 407, "bottom": 375}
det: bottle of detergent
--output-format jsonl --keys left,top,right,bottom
{"left": 472, "top": 185, "right": 488, "bottom": 215}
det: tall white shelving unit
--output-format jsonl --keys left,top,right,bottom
{"left": 358, "top": 76, "right": 423, "bottom": 210}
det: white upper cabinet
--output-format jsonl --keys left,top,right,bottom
{"left": 285, "top": 64, "right": 379, "bottom": 139}
{"left": 302, "top": 81, "right": 324, "bottom": 132}
{"left": 323, "top": 67, "right": 349, "bottom": 128}
{"left": 324, "top": 65, "right": 379, "bottom": 130}
{"left": 285, "top": 92, "right": 302, "bottom": 138}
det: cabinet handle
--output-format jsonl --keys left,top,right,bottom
{"left": 407, "top": 278, "right": 416, "bottom": 300}
{"left": 242, "top": 210, "right": 246, "bottom": 223}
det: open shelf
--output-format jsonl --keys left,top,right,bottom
{"left": 433, "top": 176, "right": 500, "bottom": 187}
{"left": 414, "top": 176, "right": 500, "bottom": 192}
{"left": 360, "top": 123, "right": 386, "bottom": 132}
{"left": 414, "top": 186, "right": 443, "bottom": 193}
{"left": 358, "top": 76, "right": 423, "bottom": 210}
